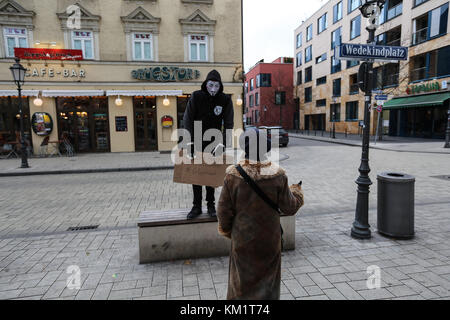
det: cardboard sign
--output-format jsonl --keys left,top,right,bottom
{"left": 173, "top": 151, "right": 234, "bottom": 187}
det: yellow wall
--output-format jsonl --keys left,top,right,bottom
{"left": 108, "top": 96, "right": 135, "bottom": 153}
{"left": 29, "top": 97, "right": 60, "bottom": 155}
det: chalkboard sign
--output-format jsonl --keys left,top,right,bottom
{"left": 115, "top": 116, "right": 128, "bottom": 132}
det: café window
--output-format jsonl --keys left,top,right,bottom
{"left": 189, "top": 34, "right": 208, "bottom": 62}
{"left": 3, "top": 27, "right": 28, "bottom": 58}
{"left": 72, "top": 31, "right": 94, "bottom": 59}
{"left": 133, "top": 33, "right": 153, "bottom": 61}
{"left": 0, "top": 97, "right": 31, "bottom": 152}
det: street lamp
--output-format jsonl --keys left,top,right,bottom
{"left": 9, "top": 57, "right": 29, "bottom": 169}
{"left": 332, "top": 111, "right": 336, "bottom": 139}
{"left": 350, "top": 0, "right": 386, "bottom": 240}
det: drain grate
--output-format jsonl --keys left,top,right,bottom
{"left": 67, "top": 225, "right": 99, "bottom": 231}
{"left": 431, "top": 175, "right": 450, "bottom": 181}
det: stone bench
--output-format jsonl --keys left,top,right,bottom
{"left": 138, "top": 208, "right": 296, "bottom": 264}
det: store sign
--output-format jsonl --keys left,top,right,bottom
{"left": 336, "top": 43, "right": 408, "bottom": 61}
{"left": 161, "top": 115, "right": 174, "bottom": 128}
{"left": 406, "top": 81, "right": 440, "bottom": 95}
{"left": 25, "top": 67, "right": 86, "bottom": 79}
{"left": 131, "top": 66, "right": 200, "bottom": 82}
{"left": 14, "top": 48, "right": 83, "bottom": 61}
{"left": 31, "top": 112, "right": 53, "bottom": 136}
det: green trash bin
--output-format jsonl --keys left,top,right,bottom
{"left": 377, "top": 172, "right": 415, "bottom": 239}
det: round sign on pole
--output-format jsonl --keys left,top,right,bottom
{"left": 377, "top": 105, "right": 383, "bottom": 112}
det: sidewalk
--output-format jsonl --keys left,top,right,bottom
{"left": 289, "top": 131, "right": 450, "bottom": 154}
{"left": 0, "top": 152, "right": 174, "bottom": 177}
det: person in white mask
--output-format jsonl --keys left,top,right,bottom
{"left": 183, "top": 70, "right": 234, "bottom": 219}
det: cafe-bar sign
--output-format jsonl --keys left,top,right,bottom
{"left": 14, "top": 48, "right": 83, "bottom": 61}
{"left": 132, "top": 66, "right": 200, "bottom": 82}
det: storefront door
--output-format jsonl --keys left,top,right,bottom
{"left": 57, "top": 97, "right": 110, "bottom": 152}
{"left": 133, "top": 97, "right": 157, "bottom": 151}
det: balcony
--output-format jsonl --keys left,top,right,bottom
{"left": 412, "top": 27, "right": 428, "bottom": 45}
{"left": 386, "top": 38, "right": 401, "bottom": 47}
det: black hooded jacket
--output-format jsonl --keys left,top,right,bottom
{"left": 183, "top": 70, "right": 234, "bottom": 150}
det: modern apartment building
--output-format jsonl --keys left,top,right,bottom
{"left": 294, "top": 0, "right": 450, "bottom": 139}
{"left": 0, "top": 0, "right": 243, "bottom": 154}
{"left": 244, "top": 57, "right": 298, "bottom": 129}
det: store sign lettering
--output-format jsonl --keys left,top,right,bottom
{"left": 406, "top": 82, "right": 440, "bottom": 95}
{"left": 131, "top": 66, "right": 200, "bottom": 82}
{"left": 26, "top": 68, "right": 86, "bottom": 79}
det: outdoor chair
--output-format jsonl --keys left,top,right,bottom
{"left": 61, "top": 135, "right": 74, "bottom": 157}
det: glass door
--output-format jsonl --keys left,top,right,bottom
{"left": 134, "top": 97, "right": 157, "bottom": 151}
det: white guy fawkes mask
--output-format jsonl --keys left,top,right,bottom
{"left": 206, "top": 80, "right": 221, "bottom": 97}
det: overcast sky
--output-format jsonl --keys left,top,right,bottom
{"left": 243, "top": 0, "right": 327, "bottom": 71}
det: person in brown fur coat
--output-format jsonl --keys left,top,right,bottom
{"left": 217, "top": 128, "right": 304, "bottom": 300}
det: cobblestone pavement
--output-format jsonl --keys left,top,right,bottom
{"left": 0, "top": 139, "right": 449, "bottom": 300}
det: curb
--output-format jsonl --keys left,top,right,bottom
{"left": 290, "top": 135, "right": 450, "bottom": 155}
{"left": 0, "top": 165, "right": 175, "bottom": 177}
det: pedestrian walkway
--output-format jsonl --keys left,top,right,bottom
{"left": 288, "top": 131, "right": 450, "bottom": 154}
{"left": 0, "top": 151, "right": 174, "bottom": 177}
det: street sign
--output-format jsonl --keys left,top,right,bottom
{"left": 375, "top": 94, "right": 388, "bottom": 100}
{"left": 336, "top": 43, "right": 408, "bottom": 61}
{"left": 377, "top": 105, "right": 383, "bottom": 112}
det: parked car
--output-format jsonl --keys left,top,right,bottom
{"left": 259, "top": 126, "right": 289, "bottom": 147}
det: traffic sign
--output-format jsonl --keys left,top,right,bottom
{"left": 336, "top": 43, "right": 408, "bottom": 61}
{"left": 377, "top": 105, "right": 383, "bottom": 112}
{"left": 375, "top": 94, "right": 388, "bottom": 100}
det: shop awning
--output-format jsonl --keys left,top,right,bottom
{"left": 383, "top": 92, "right": 450, "bottom": 110}
{"left": 105, "top": 90, "right": 183, "bottom": 97}
{"left": 0, "top": 90, "right": 39, "bottom": 97}
{"left": 41, "top": 90, "right": 105, "bottom": 97}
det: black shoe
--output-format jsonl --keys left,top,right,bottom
{"left": 187, "top": 206, "right": 202, "bottom": 220}
{"left": 207, "top": 204, "right": 216, "bottom": 218}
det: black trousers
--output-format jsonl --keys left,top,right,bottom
{"left": 193, "top": 185, "right": 215, "bottom": 207}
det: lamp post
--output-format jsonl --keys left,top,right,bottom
{"left": 445, "top": 109, "right": 450, "bottom": 148}
{"left": 332, "top": 111, "right": 336, "bottom": 139}
{"left": 10, "top": 57, "right": 29, "bottom": 169}
{"left": 351, "top": 0, "right": 385, "bottom": 240}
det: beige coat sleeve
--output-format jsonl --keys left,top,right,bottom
{"left": 217, "top": 178, "right": 234, "bottom": 239}
{"left": 278, "top": 175, "right": 304, "bottom": 216}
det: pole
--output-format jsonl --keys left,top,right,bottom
{"left": 351, "top": 27, "right": 375, "bottom": 240}
{"left": 17, "top": 84, "right": 29, "bottom": 168}
{"left": 374, "top": 109, "right": 380, "bottom": 145}
{"left": 445, "top": 109, "right": 450, "bottom": 148}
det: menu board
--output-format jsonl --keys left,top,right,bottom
{"left": 115, "top": 116, "right": 128, "bottom": 132}
{"left": 31, "top": 112, "right": 53, "bottom": 136}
